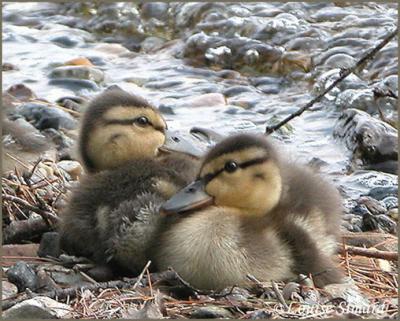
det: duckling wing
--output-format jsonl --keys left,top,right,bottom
{"left": 101, "top": 192, "right": 164, "bottom": 274}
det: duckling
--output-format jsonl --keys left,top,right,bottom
{"left": 156, "top": 133, "right": 343, "bottom": 290}
{"left": 58, "top": 89, "right": 201, "bottom": 276}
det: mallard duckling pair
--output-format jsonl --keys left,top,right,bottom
{"left": 59, "top": 89, "right": 201, "bottom": 275}
{"left": 155, "top": 134, "right": 344, "bottom": 290}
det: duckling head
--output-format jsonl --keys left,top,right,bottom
{"left": 161, "top": 134, "right": 283, "bottom": 217}
{"left": 79, "top": 90, "right": 201, "bottom": 172}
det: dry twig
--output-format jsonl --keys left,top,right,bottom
{"left": 265, "top": 27, "right": 398, "bottom": 134}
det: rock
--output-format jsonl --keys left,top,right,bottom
{"left": 2, "top": 296, "right": 72, "bottom": 319}
{"left": 38, "top": 232, "right": 61, "bottom": 258}
{"left": 57, "top": 160, "right": 83, "bottom": 180}
{"left": 323, "top": 283, "right": 369, "bottom": 307}
{"left": 362, "top": 213, "right": 397, "bottom": 234}
{"left": 95, "top": 43, "right": 131, "bottom": 55}
{"left": 5, "top": 84, "right": 36, "bottom": 101}
{"left": 246, "top": 310, "right": 273, "bottom": 319}
{"left": 50, "top": 35, "right": 81, "bottom": 48}
{"left": 7, "top": 262, "right": 38, "bottom": 292}
{"left": 190, "top": 306, "right": 233, "bottom": 319}
{"left": 178, "top": 93, "right": 226, "bottom": 108}
{"left": 141, "top": 36, "right": 166, "bottom": 53}
{"left": 2, "top": 244, "right": 40, "bottom": 257}
{"left": 282, "top": 282, "right": 300, "bottom": 300}
{"left": 381, "top": 196, "right": 398, "bottom": 210}
{"left": 2, "top": 62, "right": 18, "bottom": 71}
{"left": 334, "top": 109, "right": 398, "bottom": 173}
{"left": 3, "top": 118, "right": 50, "bottom": 151}
{"left": 49, "top": 66, "right": 104, "bottom": 83}
{"left": 2, "top": 281, "right": 18, "bottom": 300}
{"left": 357, "top": 196, "right": 387, "bottom": 215}
{"left": 64, "top": 57, "right": 94, "bottom": 66}
{"left": 367, "top": 186, "right": 398, "bottom": 201}
{"left": 122, "top": 300, "right": 164, "bottom": 319}
{"left": 15, "top": 102, "right": 77, "bottom": 130}
{"left": 388, "top": 208, "right": 398, "bottom": 220}
{"left": 49, "top": 78, "right": 100, "bottom": 91}
{"left": 141, "top": 2, "right": 169, "bottom": 20}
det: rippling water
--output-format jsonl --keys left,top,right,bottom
{"left": 2, "top": 2, "right": 398, "bottom": 203}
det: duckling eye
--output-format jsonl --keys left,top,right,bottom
{"left": 224, "top": 160, "right": 238, "bottom": 173}
{"left": 135, "top": 116, "right": 149, "bottom": 127}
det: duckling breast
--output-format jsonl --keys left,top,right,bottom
{"left": 155, "top": 208, "right": 295, "bottom": 290}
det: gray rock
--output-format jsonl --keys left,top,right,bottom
{"left": 2, "top": 281, "right": 18, "bottom": 300}
{"left": 7, "top": 262, "right": 38, "bottom": 292}
{"left": 357, "top": 196, "right": 387, "bottom": 215}
{"left": 247, "top": 310, "right": 273, "bottom": 319}
{"left": 49, "top": 78, "right": 100, "bottom": 91}
{"left": 2, "top": 296, "right": 72, "bottom": 319}
{"left": 362, "top": 213, "right": 397, "bottom": 234}
{"left": 141, "top": 2, "right": 169, "bottom": 20}
{"left": 334, "top": 109, "right": 398, "bottom": 173}
{"left": 5, "top": 83, "right": 37, "bottom": 101}
{"left": 367, "top": 186, "right": 398, "bottom": 201}
{"left": 38, "top": 232, "right": 61, "bottom": 258}
{"left": 323, "top": 283, "right": 369, "bottom": 307}
{"left": 381, "top": 196, "right": 398, "bottom": 210}
{"left": 191, "top": 306, "right": 233, "bottom": 319}
{"left": 15, "top": 102, "right": 77, "bottom": 130}
{"left": 49, "top": 66, "right": 104, "bottom": 83}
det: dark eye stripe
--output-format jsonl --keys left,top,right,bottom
{"left": 104, "top": 117, "right": 166, "bottom": 133}
{"left": 202, "top": 156, "right": 269, "bottom": 183}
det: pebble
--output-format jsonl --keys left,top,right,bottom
{"left": 15, "top": 102, "right": 77, "bottom": 130}
{"left": 178, "top": 93, "right": 226, "bottom": 108}
{"left": 357, "top": 196, "right": 387, "bottom": 215}
{"left": 64, "top": 57, "right": 94, "bottom": 66}
{"left": 7, "top": 261, "right": 38, "bottom": 292}
{"left": 49, "top": 65, "right": 104, "bottom": 83}
{"left": 246, "top": 310, "right": 273, "bottom": 319}
{"left": 2, "top": 62, "right": 18, "bottom": 71}
{"left": 323, "top": 282, "right": 369, "bottom": 307}
{"left": 49, "top": 78, "right": 100, "bottom": 91}
{"left": 38, "top": 232, "right": 61, "bottom": 258}
{"left": 190, "top": 306, "right": 233, "bottom": 319}
{"left": 2, "top": 281, "right": 18, "bottom": 300}
{"left": 94, "top": 43, "right": 131, "bottom": 55}
{"left": 57, "top": 160, "right": 83, "bottom": 180}
{"left": 50, "top": 34, "right": 80, "bottom": 47}
{"left": 362, "top": 213, "right": 397, "bottom": 234}
{"left": 5, "top": 83, "right": 36, "bottom": 101}
{"left": 367, "top": 186, "right": 398, "bottom": 201}
{"left": 2, "top": 296, "right": 72, "bottom": 319}
{"left": 334, "top": 108, "right": 398, "bottom": 173}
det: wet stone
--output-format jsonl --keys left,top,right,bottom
{"left": 362, "top": 213, "right": 397, "bottom": 234}
{"left": 381, "top": 196, "right": 398, "bottom": 210}
{"left": 38, "top": 232, "right": 61, "bottom": 258}
{"left": 357, "top": 196, "right": 387, "bottom": 215}
{"left": 2, "top": 62, "right": 18, "bottom": 71}
{"left": 7, "top": 261, "right": 38, "bottom": 292}
{"left": 333, "top": 109, "right": 398, "bottom": 173}
{"left": 141, "top": 2, "right": 169, "bottom": 20}
{"left": 2, "top": 281, "right": 18, "bottom": 300}
{"left": 50, "top": 35, "right": 81, "bottom": 48}
{"left": 6, "top": 83, "right": 37, "bottom": 101}
{"left": 15, "top": 102, "right": 77, "bottom": 130}
{"left": 190, "top": 306, "right": 233, "bottom": 319}
{"left": 48, "top": 78, "right": 100, "bottom": 91}
{"left": 2, "top": 296, "right": 72, "bottom": 319}
{"left": 367, "top": 186, "right": 398, "bottom": 201}
{"left": 49, "top": 66, "right": 104, "bottom": 83}
{"left": 247, "top": 310, "right": 273, "bottom": 319}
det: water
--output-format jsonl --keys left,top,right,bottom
{"left": 2, "top": 2, "right": 398, "bottom": 203}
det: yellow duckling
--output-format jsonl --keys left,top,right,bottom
{"left": 156, "top": 133, "right": 343, "bottom": 290}
{"left": 59, "top": 89, "right": 201, "bottom": 276}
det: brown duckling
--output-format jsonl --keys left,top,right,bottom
{"left": 156, "top": 133, "right": 343, "bottom": 290}
{"left": 59, "top": 89, "right": 201, "bottom": 276}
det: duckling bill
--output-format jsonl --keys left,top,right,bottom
{"left": 156, "top": 133, "right": 344, "bottom": 290}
